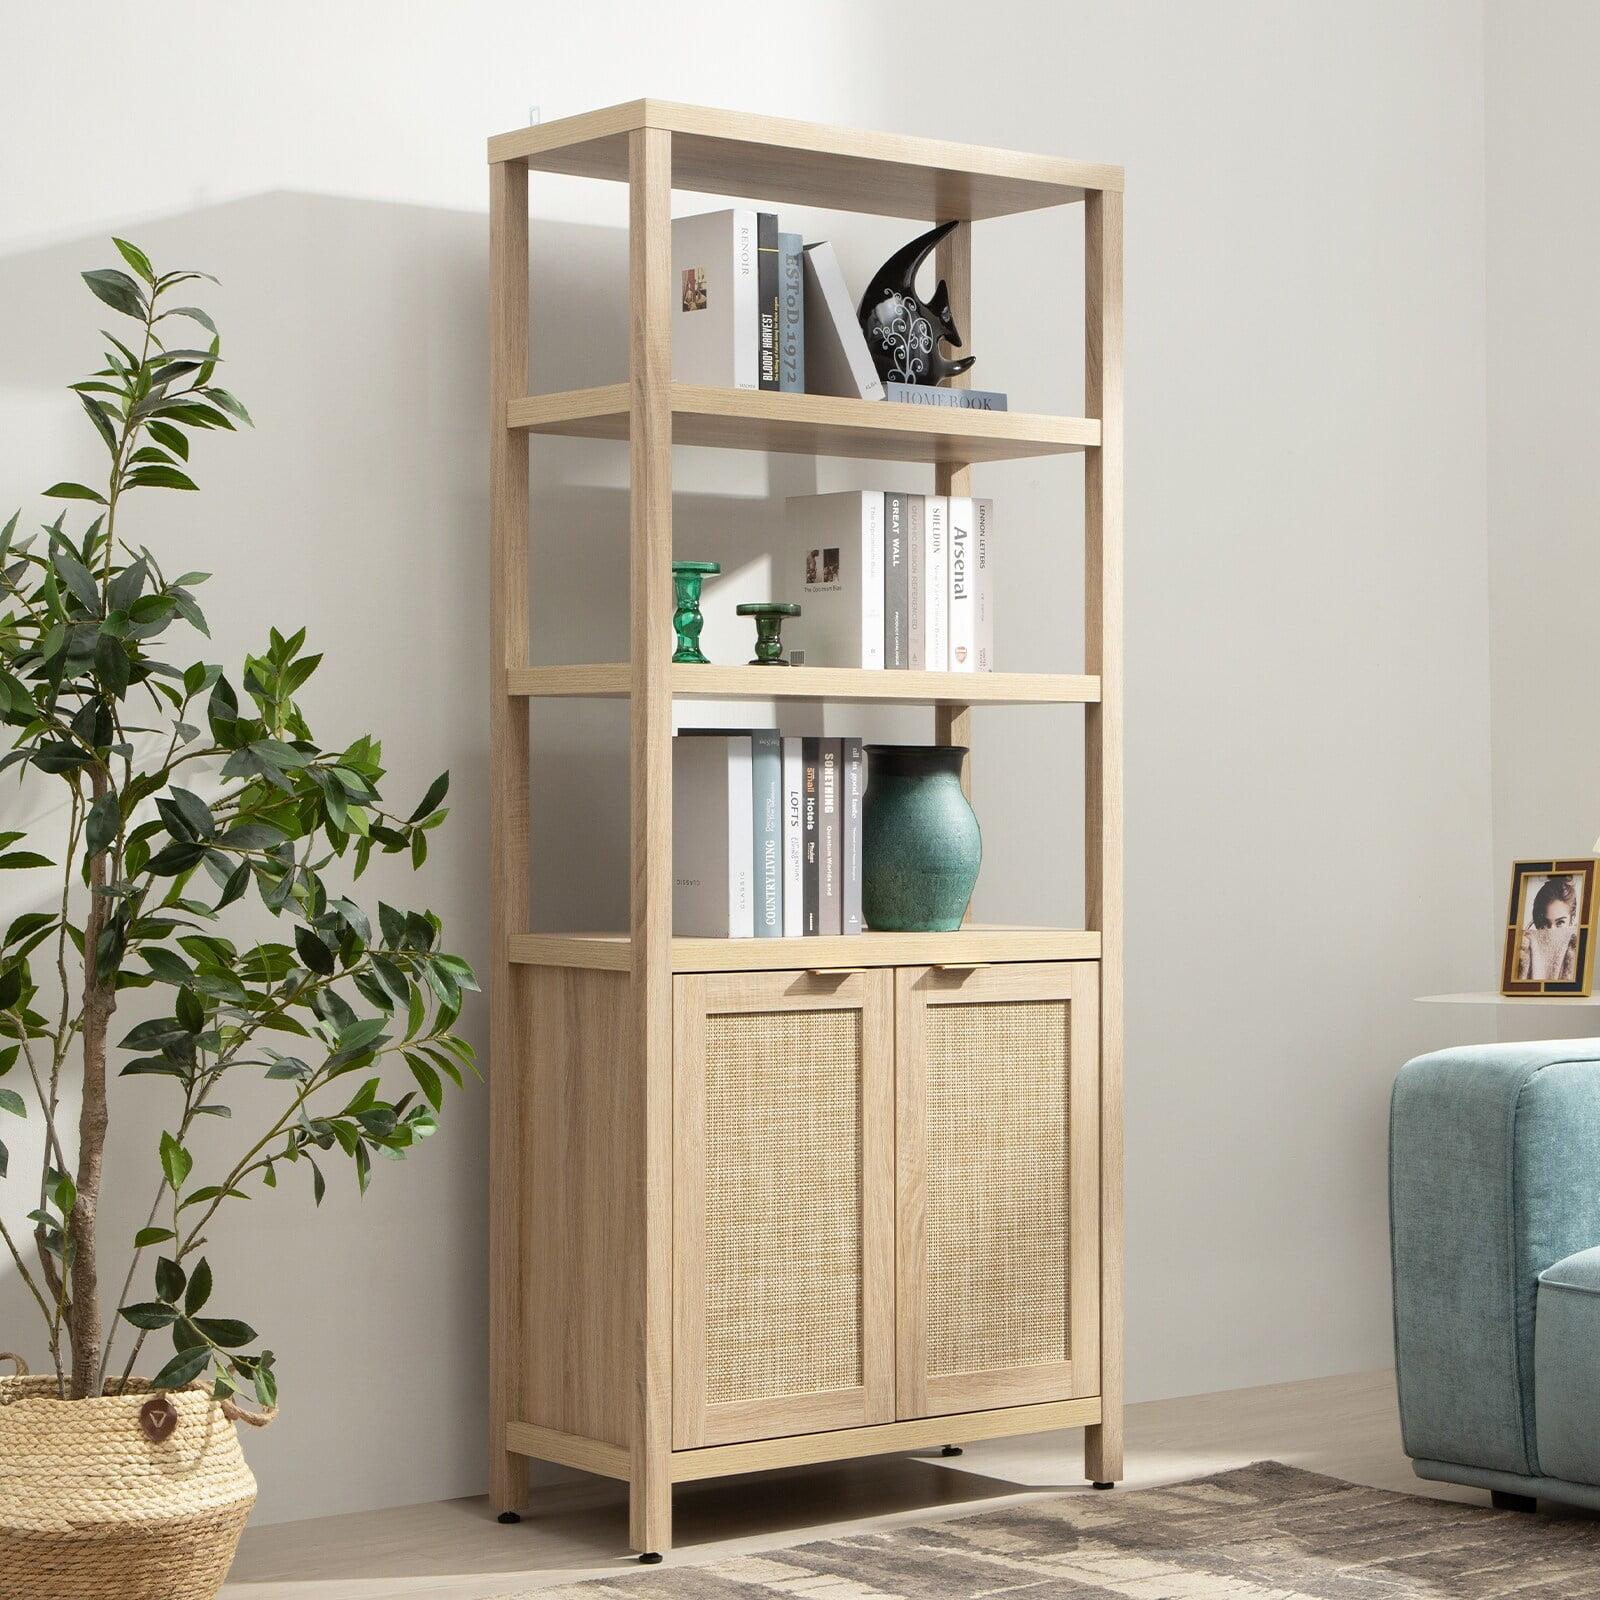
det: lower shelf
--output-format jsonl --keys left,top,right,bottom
{"left": 508, "top": 1395, "right": 1103, "bottom": 1485}
{"left": 509, "top": 927, "right": 1102, "bottom": 972}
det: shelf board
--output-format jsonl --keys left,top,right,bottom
{"left": 508, "top": 384, "right": 1099, "bottom": 464}
{"left": 508, "top": 664, "right": 1100, "bottom": 706}
{"left": 487, "top": 100, "right": 1122, "bottom": 221}
{"left": 1416, "top": 991, "right": 1600, "bottom": 1007}
{"left": 509, "top": 927, "right": 1102, "bottom": 973}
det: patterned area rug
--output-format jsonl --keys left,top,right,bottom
{"left": 518, "top": 1461, "right": 1600, "bottom": 1598}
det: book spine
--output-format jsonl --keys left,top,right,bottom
{"left": 885, "top": 381, "right": 1009, "bottom": 410}
{"left": 727, "top": 738, "right": 754, "bottom": 937}
{"left": 757, "top": 213, "right": 779, "bottom": 392}
{"left": 884, "top": 492, "right": 909, "bottom": 669}
{"left": 751, "top": 730, "right": 782, "bottom": 936}
{"left": 734, "top": 212, "right": 758, "bottom": 390}
{"left": 861, "top": 491, "right": 884, "bottom": 671}
{"left": 802, "top": 738, "right": 821, "bottom": 935}
{"left": 818, "top": 739, "right": 842, "bottom": 935}
{"left": 906, "top": 494, "right": 926, "bottom": 670}
{"left": 842, "top": 737, "right": 864, "bottom": 934}
{"left": 778, "top": 232, "right": 805, "bottom": 394}
{"left": 925, "top": 496, "right": 949, "bottom": 672}
{"left": 974, "top": 497, "right": 994, "bottom": 672}
{"left": 782, "top": 737, "right": 804, "bottom": 936}
{"left": 948, "top": 495, "right": 975, "bottom": 671}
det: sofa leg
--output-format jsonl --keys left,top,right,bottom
{"left": 1491, "top": 1490, "right": 1537, "bottom": 1514}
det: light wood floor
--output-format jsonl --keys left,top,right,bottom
{"left": 223, "top": 1370, "right": 1478, "bottom": 1599}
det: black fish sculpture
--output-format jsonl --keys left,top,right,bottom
{"left": 856, "top": 219, "right": 978, "bottom": 387}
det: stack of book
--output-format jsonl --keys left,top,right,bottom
{"left": 790, "top": 491, "right": 993, "bottom": 671}
{"left": 673, "top": 731, "right": 865, "bottom": 938}
{"left": 671, "top": 209, "right": 1006, "bottom": 410}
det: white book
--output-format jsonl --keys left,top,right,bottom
{"left": 672, "top": 735, "right": 753, "bottom": 937}
{"left": 923, "top": 495, "right": 950, "bottom": 672}
{"left": 974, "top": 497, "right": 994, "bottom": 671}
{"left": 905, "top": 494, "right": 927, "bottom": 669}
{"left": 781, "top": 737, "right": 805, "bottom": 937}
{"left": 672, "top": 210, "right": 758, "bottom": 390}
{"left": 801, "top": 242, "right": 886, "bottom": 401}
{"left": 789, "top": 491, "right": 885, "bottom": 669}
{"left": 947, "top": 495, "right": 976, "bottom": 672}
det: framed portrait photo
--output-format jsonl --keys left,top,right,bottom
{"left": 1501, "top": 858, "right": 1599, "bottom": 997}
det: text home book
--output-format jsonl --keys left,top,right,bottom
{"left": 789, "top": 492, "right": 885, "bottom": 670}
{"left": 672, "top": 209, "right": 758, "bottom": 391}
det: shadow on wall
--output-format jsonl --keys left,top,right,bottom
{"left": 0, "top": 190, "right": 645, "bottom": 1523}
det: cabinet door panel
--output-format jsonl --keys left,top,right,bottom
{"left": 674, "top": 969, "right": 895, "bottom": 1448}
{"left": 896, "top": 962, "right": 1100, "bottom": 1418}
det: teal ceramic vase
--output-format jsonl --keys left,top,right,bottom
{"left": 861, "top": 745, "right": 981, "bottom": 932}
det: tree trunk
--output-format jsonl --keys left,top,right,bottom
{"left": 68, "top": 766, "right": 115, "bottom": 1399}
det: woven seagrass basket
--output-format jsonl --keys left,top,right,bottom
{"left": 0, "top": 1353, "right": 272, "bottom": 1600}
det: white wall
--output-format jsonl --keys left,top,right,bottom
{"left": 1485, "top": 0, "right": 1600, "bottom": 1032}
{"left": 2, "top": 1, "right": 1497, "bottom": 1525}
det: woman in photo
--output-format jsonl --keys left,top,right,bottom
{"left": 1519, "top": 873, "right": 1581, "bottom": 981}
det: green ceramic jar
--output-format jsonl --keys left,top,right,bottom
{"left": 861, "top": 745, "right": 982, "bottom": 932}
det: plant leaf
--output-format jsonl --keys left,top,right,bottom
{"left": 120, "top": 1301, "right": 178, "bottom": 1330}
{"left": 82, "top": 268, "right": 146, "bottom": 319}
{"left": 152, "top": 1343, "right": 212, "bottom": 1388}
{"left": 184, "top": 1256, "right": 212, "bottom": 1315}
{"left": 43, "top": 481, "right": 107, "bottom": 505}
{"left": 113, "top": 238, "right": 156, "bottom": 284}
{"left": 193, "top": 1316, "right": 255, "bottom": 1348}
{"left": 160, "top": 1130, "right": 193, "bottom": 1190}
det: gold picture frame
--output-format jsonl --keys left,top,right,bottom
{"left": 1501, "top": 858, "right": 1599, "bottom": 997}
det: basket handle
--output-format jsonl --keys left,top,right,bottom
{"left": 186, "top": 1381, "right": 277, "bottom": 1429}
{"left": 0, "top": 1352, "right": 28, "bottom": 1377}
{"left": 217, "top": 1393, "right": 278, "bottom": 1429}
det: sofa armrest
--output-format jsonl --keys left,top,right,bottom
{"left": 1390, "top": 1041, "right": 1600, "bottom": 1477}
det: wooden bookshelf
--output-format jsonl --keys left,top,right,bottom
{"left": 508, "top": 383, "right": 1099, "bottom": 463}
{"left": 507, "top": 663, "right": 1101, "bottom": 705}
{"left": 487, "top": 99, "right": 1122, "bottom": 220}
{"left": 486, "top": 101, "right": 1124, "bottom": 1560}
{"left": 508, "top": 926, "right": 1104, "bottom": 972}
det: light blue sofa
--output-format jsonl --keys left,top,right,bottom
{"left": 1391, "top": 1040, "right": 1600, "bottom": 1512}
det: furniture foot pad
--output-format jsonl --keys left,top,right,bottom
{"left": 1092, "top": 1481, "right": 1116, "bottom": 1491}
{"left": 639, "top": 1551, "right": 663, "bottom": 1564}
{"left": 1491, "top": 1491, "right": 1537, "bottom": 1514}
{"left": 497, "top": 1512, "right": 522, "bottom": 1525}
{"left": 942, "top": 1445, "right": 963, "bottom": 1456}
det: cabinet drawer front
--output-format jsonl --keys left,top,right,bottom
{"left": 674, "top": 970, "right": 895, "bottom": 1448}
{"left": 897, "top": 962, "right": 1101, "bottom": 1418}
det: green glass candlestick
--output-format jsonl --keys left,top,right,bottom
{"left": 671, "top": 560, "right": 721, "bottom": 664}
{"left": 736, "top": 602, "right": 802, "bottom": 665}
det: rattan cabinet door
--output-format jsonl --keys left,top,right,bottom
{"left": 673, "top": 969, "right": 896, "bottom": 1449}
{"left": 895, "top": 962, "right": 1101, "bottom": 1418}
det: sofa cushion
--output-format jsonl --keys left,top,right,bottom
{"left": 1536, "top": 1245, "right": 1600, "bottom": 1484}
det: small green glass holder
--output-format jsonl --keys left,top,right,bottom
{"left": 671, "top": 560, "right": 721, "bottom": 664}
{"left": 736, "top": 601, "right": 802, "bottom": 666}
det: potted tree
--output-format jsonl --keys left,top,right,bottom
{"left": 0, "top": 244, "right": 476, "bottom": 1599}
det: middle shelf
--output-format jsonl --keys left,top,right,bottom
{"left": 509, "top": 926, "right": 1103, "bottom": 971}
{"left": 508, "top": 383, "right": 1101, "bottom": 463}
{"left": 508, "top": 664, "right": 1101, "bottom": 704}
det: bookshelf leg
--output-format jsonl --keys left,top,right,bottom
{"left": 491, "top": 1441, "right": 527, "bottom": 1519}
{"left": 629, "top": 1454, "right": 672, "bottom": 1558}
{"left": 1085, "top": 1412, "right": 1122, "bottom": 1486}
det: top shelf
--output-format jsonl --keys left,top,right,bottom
{"left": 487, "top": 100, "right": 1123, "bottom": 221}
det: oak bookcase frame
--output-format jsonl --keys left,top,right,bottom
{"left": 487, "top": 99, "right": 1123, "bottom": 1557}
